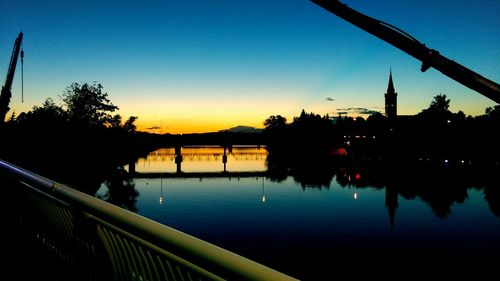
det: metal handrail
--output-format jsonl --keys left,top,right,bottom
{"left": 0, "top": 159, "right": 298, "bottom": 281}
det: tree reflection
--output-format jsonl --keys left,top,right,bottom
{"left": 482, "top": 169, "right": 500, "bottom": 217}
{"left": 97, "top": 168, "right": 138, "bottom": 212}
{"left": 266, "top": 152, "right": 500, "bottom": 219}
{"left": 292, "top": 164, "right": 334, "bottom": 190}
{"left": 396, "top": 167, "right": 469, "bottom": 218}
{"left": 484, "top": 186, "right": 500, "bottom": 217}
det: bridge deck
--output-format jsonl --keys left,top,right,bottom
{"left": 130, "top": 170, "right": 268, "bottom": 178}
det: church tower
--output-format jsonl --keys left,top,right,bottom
{"left": 385, "top": 70, "right": 397, "bottom": 119}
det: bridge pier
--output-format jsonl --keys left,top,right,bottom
{"left": 128, "top": 159, "right": 136, "bottom": 174}
{"left": 223, "top": 147, "right": 228, "bottom": 172}
{"left": 175, "top": 145, "right": 183, "bottom": 173}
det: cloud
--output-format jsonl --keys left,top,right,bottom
{"left": 325, "top": 97, "right": 335, "bottom": 101}
{"left": 146, "top": 126, "right": 160, "bottom": 130}
{"left": 334, "top": 107, "right": 382, "bottom": 115}
{"left": 358, "top": 109, "right": 381, "bottom": 115}
{"left": 332, "top": 111, "right": 348, "bottom": 115}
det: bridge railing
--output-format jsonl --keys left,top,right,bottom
{"left": 0, "top": 159, "right": 298, "bottom": 281}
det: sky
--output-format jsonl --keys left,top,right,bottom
{"left": 1, "top": 0, "right": 499, "bottom": 133}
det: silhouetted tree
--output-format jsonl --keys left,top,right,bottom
{"left": 62, "top": 82, "right": 118, "bottom": 127}
{"left": 429, "top": 94, "right": 450, "bottom": 112}
{"left": 366, "top": 112, "right": 387, "bottom": 133}
{"left": 453, "top": 110, "right": 466, "bottom": 122}
{"left": 264, "top": 115, "right": 287, "bottom": 131}
{"left": 418, "top": 94, "right": 452, "bottom": 123}
{"left": 108, "top": 114, "right": 138, "bottom": 134}
{"left": 110, "top": 114, "right": 122, "bottom": 129}
{"left": 13, "top": 98, "right": 68, "bottom": 132}
{"left": 485, "top": 105, "right": 500, "bottom": 120}
{"left": 7, "top": 111, "right": 16, "bottom": 122}
{"left": 123, "top": 116, "right": 138, "bottom": 133}
{"left": 290, "top": 110, "right": 337, "bottom": 147}
{"left": 263, "top": 115, "right": 288, "bottom": 150}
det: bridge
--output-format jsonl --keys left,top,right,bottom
{"left": 131, "top": 170, "right": 269, "bottom": 179}
{"left": 130, "top": 145, "right": 268, "bottom": 174}
{"left": 0, "top": 159, "right": 297, "bottom": 281}
{"left": 145, "top": 148, "right": 267, "bottom": 162}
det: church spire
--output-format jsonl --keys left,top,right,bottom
{"left": 385, "top": 69, "right": 397, "bottom": 119}
{"left": 387, "top": 69, "right": 395, "bottom": 94}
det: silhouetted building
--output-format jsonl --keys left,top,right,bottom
{"left": 385, "top": 70, "right": 397, "bottom": 119}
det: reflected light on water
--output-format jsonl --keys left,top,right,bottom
{"left": 159, "top": 178, "right": 164, "bottom": 205}
{"left": 129, "top": 146, "right": 268, "bottom": 173}
{"left": 95, "top": 158, "right": 500, "bottom": 281}
{"left": 261, "top": 177, "right": 266, "bottom": 203}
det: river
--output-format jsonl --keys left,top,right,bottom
{"left": 96, "top": 146, "right": 500, "bottom": 280}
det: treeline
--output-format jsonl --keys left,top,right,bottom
{"left": 262, "top": 95, "right": 500, "bottom": 217}
{"left": 263, "top": 110, "right": 338, "bottom": 151}
{"left": 263, "top": 94, "right": 500, "bottom": 164}
{"left": 0, "top": 82, "right": 150, "bottom": 191}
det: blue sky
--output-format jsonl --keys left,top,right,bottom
{"left": 1, "top": 0, "right": 499, "bottom": 132}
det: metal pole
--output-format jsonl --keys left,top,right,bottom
{"left": 311, "top": 0, "right": 500, "bottom": 103}
{"left": 21, "top": 48, "right": 24, "bottom": 103}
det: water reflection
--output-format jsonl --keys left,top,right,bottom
{"left": 96, "top": 173, "right": 499, "bottom": 280}
{"left": 90, "top": 146, "right": 500, "bottom": 280}
{"left": 485, "top": 187, "right": 500, "bottom": 217}
{"left": 4, "top": 141, "right": 498, "bottom": 281}
{"left": 385, "top": 184, "right": 398, "bottom": 230}
{"left": 127, "top": 145, "right": 267, "bottom": 174}
{"left": 159, "top": 178, "right": 164, "bottom": 205}
{"left": 265, "top": 150, "right": 500, "bottom": 219}
{"left": 261, "top": 177, "right": 266, "bottom": 203}
{"left": 100, "top": 146, "right": 500, "bottom": 221}
{"left": 96, "top": 168, "right": 138, "bottom": 212}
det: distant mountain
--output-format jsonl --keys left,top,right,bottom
{"left": 219, "top": 125, "right": 263, "bottom": 133}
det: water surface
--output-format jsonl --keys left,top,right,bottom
{"left": 97, "top": 147, "right": 500, "bottom": 279}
